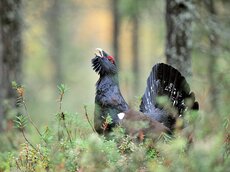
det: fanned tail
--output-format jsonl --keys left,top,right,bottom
{"left": 140, "top": 63, "right": 199, "bottom": 129}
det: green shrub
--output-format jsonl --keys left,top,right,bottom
{"left": 0, "top": 83, "right": 228, "bottom": 172}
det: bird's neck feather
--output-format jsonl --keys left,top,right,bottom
{"left": 97, "top": 74, "right": 119, "bottom": 87}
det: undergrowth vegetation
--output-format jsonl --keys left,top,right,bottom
{"left": 0, "top": 83, "right": 229, "bottom": 172}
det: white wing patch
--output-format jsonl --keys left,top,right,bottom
{"left": 117, "top": 112, "right": 125, "bottom": 120}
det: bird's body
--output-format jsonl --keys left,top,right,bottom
{"left": 92, "top": 48, "right": 199, "bottom": 137}
{"left": 118, "top": 109, "right": 171, "bottom": 141}
{"left": 92, "top": 50, "right": 128, "bottom": 133}
{"left": 94, "top": 74, "right": 128, "bottom": 133}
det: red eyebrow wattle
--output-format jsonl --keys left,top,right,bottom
{"left": 108, "top": 56, "right": 115, "bottom": 63}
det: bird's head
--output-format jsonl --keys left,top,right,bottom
{"left": 92, "top": 48, "right": 117, "bottom": 76}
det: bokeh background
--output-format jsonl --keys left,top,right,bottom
{"left": 23, "top": 0, "right": 167, "bottom": 125}
{"left": 0, "top": 0, "right": 230, "bottom": 171}
{"left": 2, "top": 0, "right": 230, "bottom": 128}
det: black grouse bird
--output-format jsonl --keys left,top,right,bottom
{"left": 92, "top": 48, "right": 199, "bottom": 136}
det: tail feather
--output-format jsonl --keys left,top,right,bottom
{"left": 140, "top": 63, "right": 199, "bottom": 128}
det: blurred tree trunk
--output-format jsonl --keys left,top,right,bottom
{"left": 131, "top": 13, "right": 140, "bottom": 94}
{"left": 0, "top": 0, "right": 22, "bottom": 131}
{"left": 112, "top": 0, "right": 120, "bottom": 68}
{"left": 205, "top": 0, "right": 219, "bottom": 113}
{"left": 165, "top": 0, "right": 194, "bottom": 77}
{"left": 46, "top": 0, "right": 63, "bottom": 84}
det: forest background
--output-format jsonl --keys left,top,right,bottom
{"left": 0, "top": 0, "right": 229, "bottom": 171}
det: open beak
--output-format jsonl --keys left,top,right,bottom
{"left": 95, "top": 48, "right": 103, "bottom": 57}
